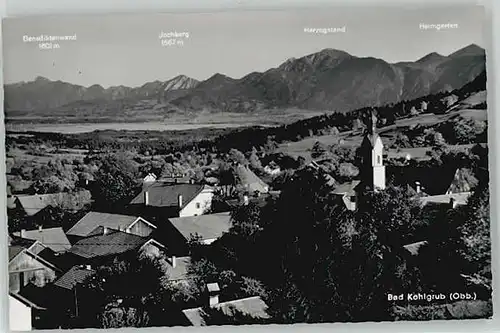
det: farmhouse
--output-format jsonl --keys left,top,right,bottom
{"left": 66, "top": 211, "right": 156, "bottom": 240}
{"left": 129, "top": 181, "right": 214, "bottom": 218}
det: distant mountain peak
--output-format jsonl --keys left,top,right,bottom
{"left": 449, "top": 43, "right": 485, "bottom": 58}
{"left": 34, "top": 76, "right": 50, "bottom": 83}
{"left": 416, "top": 52, "right": 446, "bottom": 64}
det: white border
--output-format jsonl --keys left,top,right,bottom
{"left": 0, "top": 0, "right": 498, "bottom": 332}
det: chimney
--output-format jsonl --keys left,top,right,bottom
{"left": 144, "top": 191, "right": 149, "bottom": 206}
{"left": 243, "top": 195, "right": 249, "bottom": 206}
{"left": 207, "top": 282, "right": 220, "bottom": 307}
{"left": 449, "top": 197, "right": 457, "bottom": 209}
{"left": 178, "top": 194, "right": 183, "bottom": 208}
{"left": 415, "top": 181, "right": 421, "bottom": 194}
{"left": 103, "top": 227, "right": 108, "bottom": 235}
{"left": 20, "top": 229, "right": 26, "bottom": 238}
{"left": 171, "top": 256, "right": 177, "bottom": 268}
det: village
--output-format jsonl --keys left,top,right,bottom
{"left": 6, "top": 99, "right": 491, "bottom": 329}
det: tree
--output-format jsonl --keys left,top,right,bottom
{"left": 311, "top": 141, "right": 328, "bottom": 159}
{"left": 248, "top": 147, "right": 263, "bottom": 171}
{"left": 92, "top": 153, "right": 138, "bottom": 208}
{"left": 30, "top": 175, "right": 75, "bottom": 194}
{"left": 228, "top": 149, "right": 248, "bottom": 166}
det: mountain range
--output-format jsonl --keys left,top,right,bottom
{"left": 4, "top": 44, "right": 486, "bottom": 114}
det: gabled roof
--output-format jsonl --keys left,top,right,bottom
{"left": 361, "top": 132, "right": 382, "bottom": 149}
{"left": 13, "top": 227, "right": 71, "bottom": 253}
{"left": 68, "top": 229, "right": 151, "bottom": 259}
{"left": 403, "top": 241, "right": 429, "bottom": 256}
{"left": 53, "top": 265, "right": 95, "bottom": 290}
{"left": 182, "top": 296, "right": 270, "bottom": 326}
{"left": 15, "top": 190, "right": 92, "bottom": 216}
{"left": 168, "top": 212, "right": 232, "bottom": 242}
{"left": 419, "top": 192, "right": 471, "bottom": 207}
{"left": 333, "top": 180, "right": 361, "bottom": 196}
{"left": 234, "top": 165, "right": 269, "bottom": 194}
{"left": 130, "top": 182, "right": 205, "bottom": 209}
{"left": 9, "top": 292, "right": 46, "bottom": 310}
{"left": 387, "top": 165, "right": 459, "bottom": 196}
{"left": 67, "top": 212, "right": 154, "bottom": 237}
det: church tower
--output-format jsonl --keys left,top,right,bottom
{"left": 358, "top": 110, "right": 386, "bottom": 191}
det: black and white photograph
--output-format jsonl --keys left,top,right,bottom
{"left": 2, "top": 5, "right": 492, "bottom": 330}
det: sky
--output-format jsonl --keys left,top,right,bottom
{"left": 2, "top": 5, "right": 486, "bottom": 88}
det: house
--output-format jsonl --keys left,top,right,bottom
{"left": 9, "top": 237, "right": 60, "bottom": 293}
{"left": 263, "top": 163, "right": 281, "bottom": 176}
{"left": 233, "top": 165, "right": 269, "bottom": 194}
{"left": 13, "top": 227, "right": 71, "bottom": 253}
{"left": 129, "top": 181, "right": 214, "bottom": 218}
{"left": 66, "top": 211, "right": 156, "bottom": 240}
{"left": 387, "top": 166, "right": 476, "bottom": 197}
{"left": 9, "top": 292, "right": 46, "bottom": 331}
{"left": 143, "top": 172, "right": 158, "bottom": 185}
{"left": 182, "top": 283, "right": 270, "bottom": 326}
{"left": 167, "top": 212, "right": 232, "bottom": 249}
{"left": 67, "top": 228, "right": 166, "bottom": 265}
{"left": 14, "top": 190, "right": 92, "bottom": 217}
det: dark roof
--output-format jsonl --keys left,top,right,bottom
{"left": 15, "top": 190, "right": 92, "bottom": 216}
{"left": 387, "top": 165, "right": 459, "bottom": 196}
{"left": 361, "top": 132, "right": 382, "bottom": 148}
{"left": 129, "top": 182, "right": 205, "bottom": 209}
{"left": 9, "top": 292, "right": 46, "bottom": 310}
{"left": 182, "top": 296, "right": 270, "bottom": 326}
{"left": 68, "top": 229, "right": 149, "bottom": 259}
{"left": 67, "top": 212, "right": 147, "bottom": 237}
{"left": 53, "top": 265, "right": 95, "bottom": 290}
{"left": 168, "top": 212, "right": 232, "bottom": 242}
{"left": 13, "top": 227, "right": 71, "bottom": 253}
{"left": 8, "top": 237, "right": 37, "bottom": 261}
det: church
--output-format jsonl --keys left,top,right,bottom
{"left": 330, "top": 110, "right": 386, "bottom": 211}
{"left": 326, "top": 110, "right": 472, "bottom": 211}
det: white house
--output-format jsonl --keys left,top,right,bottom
{"left": 9, "top": 293, "right": 44, "bottom": 331}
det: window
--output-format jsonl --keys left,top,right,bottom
{"left": 195, "top": 202, "right": 201, "bottom": 209}
{"left": 377, "top": 155, "right": 381, "bottom": 164}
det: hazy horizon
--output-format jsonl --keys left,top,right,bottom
{"left": 3, "top": 6, "right": 486, "bottom": 88}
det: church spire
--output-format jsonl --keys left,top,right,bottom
{"left": 368, "top": 109, "right": 377, "bottom": 135}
